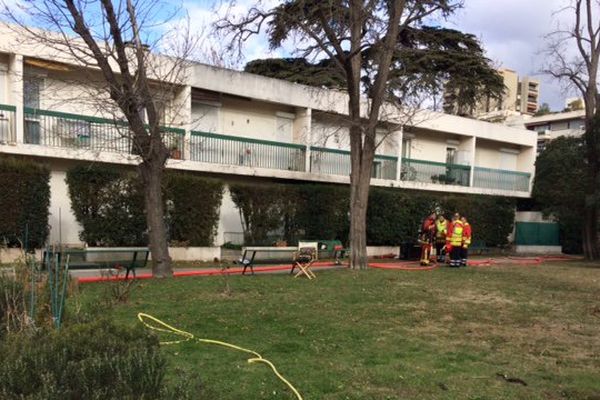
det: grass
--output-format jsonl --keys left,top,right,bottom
{"left": 76, "top": 262, "right": 600, "bottom": 400}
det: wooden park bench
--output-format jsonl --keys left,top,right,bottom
{"left": 238, "top": 246, "right": 297, "bottom": 275}
{"left": 44, "top": 247, "right": 150, "bottom": 279}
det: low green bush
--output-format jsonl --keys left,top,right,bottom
{"left": 0, "top": 319, "right": 197, "bottom": 399}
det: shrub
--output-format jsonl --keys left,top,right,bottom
{"left": 0, "top": 158, "right": 50, "bottom": 249}
{"left": 165, "top": 173, "right": 224, "bottom": 246}
{"left": 67, "top": 165, "right": 224, "bottom": 247}
{"left": 229, "top": 182, "right": 285, "bottom": 245}
{"left": 0, "top": 319, "right": 197, "bottom": 399}
{"left": 66, "top": 165, "right": 147, "bottom": 246}
{"left": 230, "top": 181, "right": 516, "bottom": 248}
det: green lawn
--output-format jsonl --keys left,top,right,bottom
{"left": 77, "top": 262, "right": 600, "bottom": 400}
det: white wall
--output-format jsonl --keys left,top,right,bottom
{"left": 216, "top": 186, "right": 244, "bottom": 246}
{"left": 48, "top": 166, "right": 83, "bottom": 246}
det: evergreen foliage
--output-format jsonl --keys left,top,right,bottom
{"left": 0, "top": 158, "right": 50, "bottom": 249}
{"left": 66, "top": 165, "right": 223, "bottom": 247}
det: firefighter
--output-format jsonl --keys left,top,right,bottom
{"left": 435, "top": 215, "right": 448, "bottom": 262}
{"left": 446, "top": 213, "right": 463, "bottom": 267}
{"left": 461, "top": 216, "right": 472, "bottom": 267}
{"left": 419, "top": 212, "right": 436, "bottom": 266}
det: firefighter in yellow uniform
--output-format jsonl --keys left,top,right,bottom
{"left": 435, "top": 215, "right": 448, "bottom": 263}
{"left": 446, "top": 213, "right": 463, "bottom": 267}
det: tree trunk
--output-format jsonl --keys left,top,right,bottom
{"left": 349, "top": 171, "right": 371, "bottom": 269}
{"left": 349, "top": 123, "right": 376, "bottom": 270}
{"left": 582, "top": 203, "right": 600, "bottom": 259}
{"left": 139, "top": 160, "right": 172, "bottom": 277}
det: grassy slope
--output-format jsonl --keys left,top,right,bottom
{"left": 77, "top": 262, "right": 600, "bottom": 400}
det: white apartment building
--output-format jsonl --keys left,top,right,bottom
{"left": 445, "top": 68, "right": 540, "bottom": 120}
{"left": 0, "top": 27, "right": 537, "bottom": 246}
{"left": 508, "top": 110, "right": 585, "bottom": 154}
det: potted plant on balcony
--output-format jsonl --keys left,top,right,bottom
{"left": 169, "top": 141, "right": 182, "bottom": 160}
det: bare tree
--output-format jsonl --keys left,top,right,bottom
{"left": 3, "top": 0, "right": 198, "bottom": 276}
{"left": 544, "top": 0, "right": 600, "bottom": 259}
{"left": 217, "top": 0, "right": 465, "bottom": 269}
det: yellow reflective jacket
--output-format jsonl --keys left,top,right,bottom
{"left": 448, "top": 220, "right": 464, "bottom": 246}
{"left": 436, "top": 220, "right": 448, "bottom": 239}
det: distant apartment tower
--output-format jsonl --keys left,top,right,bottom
{"left": 444, "top": 68, "right": 540, "bottom": 117}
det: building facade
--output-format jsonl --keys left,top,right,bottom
{"left": 0, "top": 27, "right": 537, "bottom": 247}
{"left": 507, "top": 110, "right": 585, "bottom": 154}
{"left": 444, "top": 68, "right": 540, "bottom": 119}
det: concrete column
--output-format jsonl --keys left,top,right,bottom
{"left": 293, "top": 107, "right": 311, "bottom": 172}
{"left": 173, "top": 85, "right": 192, "bottom": 160}
{"left": 395, "top": 126, "right": 404, "bottom": 181}
{"left": 469, "top": 137, "right": 477, "bottom": 187}
{"left": 8, "top": 54, "right": 23, "bottom": 144}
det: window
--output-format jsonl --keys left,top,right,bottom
{"left": 402, "top": 138, "right": 412, "bottom": 159}
{"left": 275, "top": 115, "right": 293, "bottom": 142}
{"left": 24, "top": 76, "right": 42, "bottom": 144}
{"left": 500, "top": 151, "right": 518, "bottom": 171}
{"left": 446, "top": 147, "right": 457, "bottom": 165}
{"left": 24, "top": 76, "right": 41, "bottom": 109}
{"left": 192, "top": 102, "right": 219, "bottom": 133}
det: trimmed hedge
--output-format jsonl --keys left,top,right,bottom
{"left": 0, "top": 158, "right": 50, "bottom": 249}
{"left": 67, "top": 166, "right": 146, "bottom": 246}
{"left": 230, "top": 182, "right": 516, "bottom": 247}
{"left": 165, "top": 173, "right": 223, "bottom": 246}
{"left": 66, "top": 165, "right": 223, "bottom": 247}
{"left": 229, "top": 182, "right": 350, "bottom": 245}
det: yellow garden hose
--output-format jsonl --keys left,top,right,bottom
{"left": 137, "top": 313, "right": 303, "bottom": 400}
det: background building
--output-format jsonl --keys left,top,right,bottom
{"left": 444, "top": 68, "right": 540, "bottom": 119}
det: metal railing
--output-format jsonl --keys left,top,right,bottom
{"left": 190, "top": 131, "right": 307, "bottom": 172}
{"left": 309, "top": 146, "right": 398, "bottom": 180}
{"left": 7, "top": 105, "right": 534, "bottom": 194}
{"left": 0, "top": 104, "right": 16, "bottom": 144}
{"left": 473, "top": 166, "right": 531, "bottom": 192}
{"left": 400, "top": 158, "right": 470, "bottom": 186}
{"left": 23, "top": 107, "right": 185, "bottom": 158}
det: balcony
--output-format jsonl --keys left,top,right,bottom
{"left": 473, "top": 167, "right": 530, "bottom": 192}
{"left": 400, "top": 158, "right": 470, "bottom": 186}
{"left": 310, "top": 146, "right": 397, "bottom": 180}
{"left": 190, "top": 131, "right": 306, "bottom": 172}
{"left": 23, "top": 107, "right": 185, "bottom": 158}
{"left": 0, "top": 104, "right": 532, "bottom": 194}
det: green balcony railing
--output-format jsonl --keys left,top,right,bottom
{"left": 473, "top": 166, "right": 531, "bottom": 192}
{"left": 189, "top": 131, "right": 307, "bottom": 172}
{"left": 23, "top": 107, "right": 184, "bottom": 159}
{"left": 309, "top": 146, "right": 398, "bottom": 180}
{"left": 401, "top": 158, "right": 470, "bottom": 186}
{"left": 0, "top": 104, "right": 16, "bottom": 144}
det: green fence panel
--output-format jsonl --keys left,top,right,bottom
{"left": 23, "top": 107, "right": 184, "bottom": 158}
{"left": 190, "top": 131, "right": 307, "bottom": 172}
{"left": 473, "top": 167, "right": 530, "bottom": 192}
{"left": 310, "top": 146, "right": 397, "bottom": 179}
{"left": 515, "top": 222, "right": 560, "bottom": 246}
{"left": 400, "top": 158, "right": 470, "bottom": 186}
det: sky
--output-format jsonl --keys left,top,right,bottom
{"left": 178, "top": 0, "right": 577, "bottom": 111}
{"left": 449, "top": 0, "right": 573, "bottom": 111}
